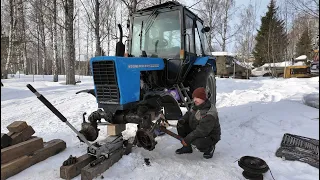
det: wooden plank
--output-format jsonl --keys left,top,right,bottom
{"left": 81, "top": 148, "right": 125, "bottom": 180}
{"left": 8, "top": 126, "right": 35, "bottom": 145}
{"left": 1, "top": 134, "right": 12, "bottom": 149}
{"left": 6, "top": 121, "right": 28, "bottom": 133}
{"left": 107, "top": 124, "right": 126, "bottom": 136}
{"left": 1, "top": 139, "right": 66, "bottom": 180}
{"left": 7, "top": 132, "right": 14, "bottom": 137}
{"left": 1, "top": 137, "right": 43, "bottom": 164}
{"left": 60, "top": 154, "right": 96, "bottom": 180}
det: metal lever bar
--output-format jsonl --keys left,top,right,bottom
{"left": 26, "top": 84, "right": 93, "bottom": 147}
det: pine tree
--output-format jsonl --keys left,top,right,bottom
{"left": 295, "top": 27, "right": 312, "bottom": 59}
{"left": 253, "top": 0, "right": 287, "bottom": 67}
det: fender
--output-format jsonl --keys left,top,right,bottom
{"left": 142, "top": 92, "right": 182, "bottom": 120}
{"left": 193, "top": 56, "right": 217, "bottom": 73}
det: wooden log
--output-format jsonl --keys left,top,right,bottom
{"left": 1, "top": 134, "right": 12, "bottom": 149}
{"left": 1, "top": 137, "right": 43, "bottom": 164}
{"left": 107, "top": 124, "right": 126, "bottom": 136}
{"left": 8, "top": 126, "right": 35, "bottom": 145}
{"left": 1, "top": 139, "right": 66, "bottom": 180}
{"left": 81, "top": 148, "right": 124, "bottom": 180}
{"left": 6, "top": 121, "right": 28, "bottom": 133}
{"left": 60, "top": 154, "right": 96, "bottom": 180}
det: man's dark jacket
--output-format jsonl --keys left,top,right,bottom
{"left": 180, "top": 100, "right": 221, "bottom": 145}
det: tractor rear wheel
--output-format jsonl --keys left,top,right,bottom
{"left": 188, "top": 66, "right": 216, "bottom": 105}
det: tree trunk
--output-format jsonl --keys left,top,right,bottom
{"left": 60, "top": 25, "right": 65, "bottom": 75}
{"left": 21, "top": 0, "right": 28, "bottom": 75}
{"left": 222, "top": 1, "right": 228, "bottom": 51}
{"left": 64, "top": 0, "right": 75, "bottom": 85}
{"left": 4, "top": 0, "right": 15, "bottom": 79}
{"left": 39, "top": 0, "right": 47, "bottom": 75}
{"left": 107, "top": 17, "right": 110, "bottom": 56}
{"left": 86, "top": 26, "right": 89, "bottom": 76}
{"left": 37, "top": 11, "right": 40, "bottom": 75}
{"left": 53, "top": 0, "right": 58, "bottom": 82}
{"left": 94, "top": 0, "right": 102, "bottom": 56}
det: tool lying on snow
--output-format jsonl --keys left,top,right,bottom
{"left": 26, "top": 84, "right": 126, "bottom": 161}
{"left": 275, "top": 133, "right": 319, "bottom": 168}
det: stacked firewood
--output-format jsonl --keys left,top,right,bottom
{"left": 1, "top": 121, "right": 66, "bottom": 180}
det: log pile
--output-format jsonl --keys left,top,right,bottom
{"left": 1, "top": 121, "right": 66, "bottom": 180}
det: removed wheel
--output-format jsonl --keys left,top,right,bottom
{"left": 238, "top": 156, "right": 269, "bottom": 179}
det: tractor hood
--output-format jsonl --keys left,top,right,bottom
{"left": 90, "top": 56, "right": 165, "bottom": 105}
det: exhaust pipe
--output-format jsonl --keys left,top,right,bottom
{"left": 115, "top": 24, "right": 125, "bottom": 57}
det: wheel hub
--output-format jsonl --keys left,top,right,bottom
{"left": 136, "top": 129, "right": 157, "bottom": 151}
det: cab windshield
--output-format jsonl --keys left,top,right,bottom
{"left": 131, "top": 11, "right": 181, "bottom": 58}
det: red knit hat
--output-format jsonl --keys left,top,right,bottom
{"left": 192, "top": 87, "right": 207, "bottom": 100}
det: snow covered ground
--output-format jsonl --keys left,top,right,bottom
{"left": 1, "top": 75, "right": 319, "bottom": 180}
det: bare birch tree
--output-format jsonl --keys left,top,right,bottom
{"left": 18, "top": 0, "right": 29, "bottom": 75}
{"left": 288, "top": 0, "right": 319, "bottom": 19}
{"left": 79, "top": 0, "right": 104, "bottom": 56}
{"left": 52, "top": 0, "right": 58, "bottom": 82}
{"left": 4, "top": 0, "right": 16, "bottom": 79}
{"left": 234, "top": 1, "right": 258, "bottom": 60}
{"left": 215, "top": 0, "right": 238, "bottom": 51}
{"left": 63, "top": 0, "right": 75, "bottom": 85}
{"left": 195, "top": 0, "right": 222, "bottom": 50}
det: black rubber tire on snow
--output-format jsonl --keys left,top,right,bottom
{"left": 238, "top": 156, "right": 269, "bottom": 174}
{"left": 188, "top": 66, "right": 216, "bottom": 105}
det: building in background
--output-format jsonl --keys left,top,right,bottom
{"left": 211, "top": 52, "right": 251, "bottom": 79}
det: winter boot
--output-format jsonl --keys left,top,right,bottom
{"left": 203, "top": 145, "right": 215, "bottom": 159}
{"left": 175, "top": 146, "right": 193, "bottom": 154}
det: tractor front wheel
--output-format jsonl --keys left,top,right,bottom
{"left": 188, "top": 66, "right": 216, "bottom": 105}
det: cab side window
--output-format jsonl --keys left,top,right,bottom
{"left": 185, "top": 16, "right": 195, "bottom": 53}
{"left": 195, "top": 24, "right": 202, "bottom": 56}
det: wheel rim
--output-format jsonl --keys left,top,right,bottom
{"left": 206, "top": 74, "right": 216, "bottom": 105}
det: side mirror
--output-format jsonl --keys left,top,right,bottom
{"left": 201, "top": 26, "right": 210, "bottom": 33}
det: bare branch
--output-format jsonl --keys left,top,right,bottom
{"left": 79, "top": 0, "right": 96, "bottom": 29}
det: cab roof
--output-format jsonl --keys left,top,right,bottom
{"left": 135, "top": 1, "right": 203, "bottom": 23}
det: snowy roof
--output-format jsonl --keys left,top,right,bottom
{"left": 211, "top": 52, "right": 235, "bottom": 57}
{"left": 262, "top": 61, "right": 305, "bottom": 67}
{"left": 295, "top": 55, "right": 307, "bottom": 60}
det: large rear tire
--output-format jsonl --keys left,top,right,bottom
{"left": 187, "top": 66, "right": 216, "bottom": 105}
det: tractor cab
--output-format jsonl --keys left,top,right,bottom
{"left": 128, "top": 1, "right": 211, "bottom": 59}
{"left": 127, "top": 1, "right": 212, "bottom": 85}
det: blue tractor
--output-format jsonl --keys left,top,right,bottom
{"left": 79, "top": 1, "right": 217, "bottom": 151}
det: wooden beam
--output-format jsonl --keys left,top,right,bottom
{"left": 8, "top": 126, "right": 35, "bottom": 145}
{"left": 1, "top": 139, "right": 66, "bottom": 180}
{"left": 1, "top": 134, "right": 12, "bottom": 149}
{"left": 60, "top": 154, "right": 96, "bottom": 179}
{"left": 81, "top": 148, "right": 124, "bottom": 180}
{"left": 6, "top": 121, "right": 28, "bottom": 133}
{"left": 1, "top": 137, "right": 43, "bottom": 164}
{"left": 107, "top": 124, "right": 126, "bottom": 136}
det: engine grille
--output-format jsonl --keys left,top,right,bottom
{"left": 92, "top": 61, "right": 119, "bottom": 104}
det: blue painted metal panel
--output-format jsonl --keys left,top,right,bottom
{"left": 193, "top": 56, "right": 217, "bottom": 72}
{"left": 193, "top": 56, "right": 209, "bottom": 65}
{"left": 90, "top": 56, "right": 164, "bottom": 105}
